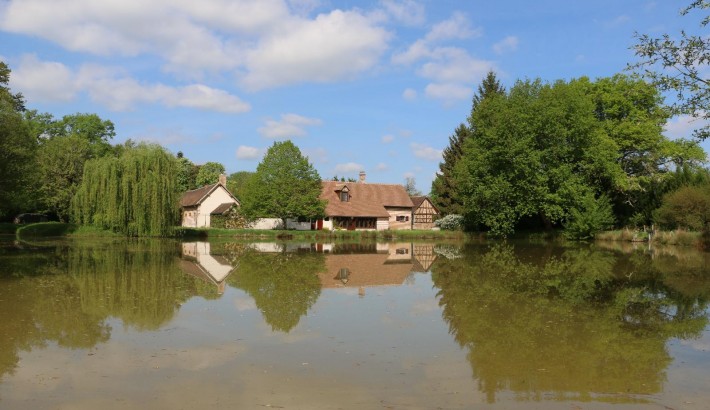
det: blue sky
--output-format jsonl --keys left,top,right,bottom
{"left": 1, "top": 0, "right": 706, "bottom": 193}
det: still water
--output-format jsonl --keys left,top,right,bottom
{"left": 0, "top": 238, "right": 708, "bottom": 409}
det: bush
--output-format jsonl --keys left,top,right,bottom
{"left": 654, "top": 185, "right": 710, "bottom": 231}
{"left": 564, "top": 194, "right": 615, "bottom": 240}
{"left": 435, "top": 214, "right": 464, "bottom": 231}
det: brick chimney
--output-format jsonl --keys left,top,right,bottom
{"left": 359, "top": 171, "right": 366, "bottom": 183}
{"left": 218, "top": 174, "right": 227, "bottom": 186}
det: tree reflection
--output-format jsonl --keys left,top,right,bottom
{"left": 0, "top": 239, "right": 220, "bottom": 379}
{"left": 227, "top": 248, "right": 324, "bottom": 333}
{"left": 431, "top": 243, "right": 709, "bottom": 403}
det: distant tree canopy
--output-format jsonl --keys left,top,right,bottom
{"left": 226, "top": 171, "right": 254, "bottom": 199}
{"left": 448, "top": 74, "right": 705, "bottom": 236}
{"left": 195, "top": 161, "right": 226, "bottom": 187}
{"left": 241, "top": 140, "right": 325, "bottom": 224}
{"left": 72, "top": 144, "right": 180, "bottom": 236}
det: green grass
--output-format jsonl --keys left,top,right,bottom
{"left": 16, "top": 222, "right": 78, "bottom": 238}
{"left": 15, "top": 222, "right": 121, "bottom": 239}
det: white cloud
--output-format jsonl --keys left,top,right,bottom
{"left": 0, "top": 1, "right": 391, "bottom": 86}
{"left": 258, "top": 113, "right": 323, "bottom": 139}
{"left": 334, "top": 162, "right": 364, "bottom": 173}
{"left": 9, "top": 54, "right": 78, "bottom": 101}
{"left": 241, "top": 9, "right": 391, "bottom": 89}
{"left": 380, "top": 0, "right": 425, "bottom": 26}
{"left": 375, "top": 162, "right": 388, "bottom": 171}
{"left": 402, "top": 88, "right": 417, "bottom": 101}
{"left": 77, "top": 64, "right": 251, "bottom": 112}
{"left": 8, "top": 55, "right": 250, "bottom": 113}
{"left": 425, "top": 83, "right": 473, "bottom": 105}
{"left": 236, "top": 145, "right": 262, "bottom": 160}
{"left": 411, "top": 142, "right": 442, "bottom": 161}
{"left": 381, "top": 134, "right": 395, "bottom": 143}
{"left": 425, "top": 12, "right": 481, "bottom": 43}
{"left": 302, "top": 147, "right": 329, "bottom": 164}
{"left": 418, "top": 47, "right": 492, "bottom": 84}
{"left": 492, "top": 36, "right": 519, "bottom": 55}
{"left": 391, "top": 12, "right": 492, "bottom": 104}
{"left": 664, "top": 113, "right": 710, "bottom": 139}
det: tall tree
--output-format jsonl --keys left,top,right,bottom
{"left": 195, "top": 161, "right": 226, "bottom": 187}
{"left": 629, "top": 1, "right": 710, "bottom": 139}
{"left": 404, "top": 177, "right": 421, "bottom": 196}
{"left": 431, "top": 71, "right": 505, "bottom": 215}
{"left": 72, "top": 144, "right": 180, "bottom": 236}
{"left": 456, "top": 75, "right": 704, "bottom": 236}
{"left": 0, "top": 61, "right": 36, "bottom": 219}
{"left": 240, "top": 140, "right": 325, "bottom": 226}
{"left": 175, "top": 153, "right": 198, "bottom": 192}
{"left": 29, "top": 113, "right": 116, "bottom": 220}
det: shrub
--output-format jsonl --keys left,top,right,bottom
{"left": 654, "top": 185, "right": 710, "bottom": 231}
{"left": 564, "top": 194, "right": 615, "bottom": 240}
{"left": 434, "top": 214, "right": 464, "bottom": 231}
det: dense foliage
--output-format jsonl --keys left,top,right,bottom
{"left": 241, "top": 140, "right": 325, "bottom": 224}
{"left": 436, "top": 73, "right": 705, "bottom": 237}
{"left": 72, "top": 145, "right": 180, "bottom": 236}
{"left": 195, "top": 161, "right": 226, "bottom": 187}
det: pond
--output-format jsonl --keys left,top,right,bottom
{"left": 0, "top": 238, "right": 708, "bottom": 409}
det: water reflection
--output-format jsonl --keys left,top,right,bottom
{"left": 180, "top": 242, "right": 235, "bottom": 294}
{"left": 431, "top": 242, "right": 710, "bottom": 403}
{"left": 0, "top": 238, "right": 708, "bottom": 408}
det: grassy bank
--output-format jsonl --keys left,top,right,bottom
{"left": 0, "top": 223, "right": 18, "bottom": 235}
{"left": 596, "top": 228, "right": 703, "bottom": 247}
{"left": 15, "top": 222, "right": 122, "bottom": 239}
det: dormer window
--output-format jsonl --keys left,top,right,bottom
{"left": 337, "top": 185, "right": 350, "bottom": 202}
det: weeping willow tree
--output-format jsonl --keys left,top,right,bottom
{"left": 72, "top": 144, "right": 180, "bottom": 236}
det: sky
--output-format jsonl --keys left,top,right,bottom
{"left": 1, "top": 0, "right": 706, "bottom": 193}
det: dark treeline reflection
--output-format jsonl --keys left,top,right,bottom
{"left": 0, "top": 239, "right": 219, "bottom": 379}
{"left": 430, "top": 242, "right": 710, "bottom": 403}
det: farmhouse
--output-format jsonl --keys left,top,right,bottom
{"left": 317, "top": 172, "right": 414, "bottom": 231}
{"left": 180, "top": 174, "right": 240, "bottom": 228}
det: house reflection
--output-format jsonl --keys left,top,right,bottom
{"left": 316, "top": 243, "right": 437, "bottom": 294}
{"left": 180, "top": 242, "right": 235, "bottom": 294}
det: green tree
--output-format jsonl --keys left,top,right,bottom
{"left": 403, "top": 176, "right": 421, "bottom": 196}
{"left": 241, "top": 140, "right": 325, "bottom": 226}
{"left": 72, "top": 144, "right": 180, "bottom": 236}
{"left": 654, "top": 185, "right": 710, "bottom": 230}
{"left": 432, "top": 71, "right": 505, "bottom": 216}
{"left": 226, "top": 171, "right": 254, "bottom": 198}
{"left": 27, "top": 112, "right": 117, "bottom": 220}
{"left": 456, "top": 75, "right": 705, "bottom": 236}
{"left": 37, "top": 135, "right": 91, "bottom": 221}
{"left": 175, "top": 153, "right": 198, "bottom": 192}
{"left": 629, "top": 1, "right": 710, "bottom": 139}
{"left": 195, "top": 161, "right": 225, "bottom": 187}
{"left": 0, "top": 62, "right": 36, "bottom": 219}
{"left": 457, "top": 78, "right": 620, "bottom": 236}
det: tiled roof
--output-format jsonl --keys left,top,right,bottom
{"left": 211, "top": 202, "right": 235, "bottom": 215}
{"left": 180, "top": 184, "right": 219, "bottom": 207}
{"left": 320, "top": 181, "right": 414, "bottom": 218}
{"left": 411, "top": 196, "right": 427, "bottom": 208}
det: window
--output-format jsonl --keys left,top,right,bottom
{"left": 340, "top": 191, "right": 349, "bottom": 202}
{"left": 396, "top": 215, "right": 410, "bottom": 222}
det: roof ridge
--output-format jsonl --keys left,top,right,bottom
{"left": 184, "top": 183, "right": 218, "bottom": 193}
